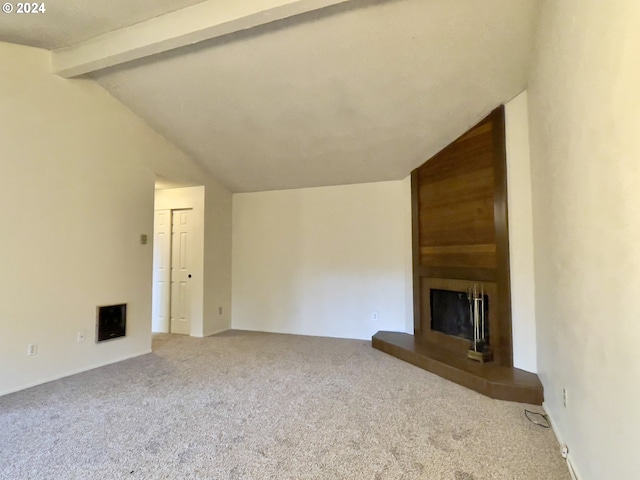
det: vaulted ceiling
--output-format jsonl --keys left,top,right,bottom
{"left": 0, "top": 0, "right": 540, "bottom": 192}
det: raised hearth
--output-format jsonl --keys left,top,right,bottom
{"left": 372, "top": 331, "right": 542, "bottom": 404}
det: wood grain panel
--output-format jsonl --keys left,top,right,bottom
{"left": 372, "top": 332, "right": 543, "bottom": 404}
{"left": 414, "top": 265, "right": 497, "bottom": 283}
{"left": 417, "top": 116, "right": 496, "bottom": 251}
{"left": 419, "top": 198, "right": 495, "bottom": 246}
{"left": 418, "top": 123, "right": 493, "bottom": 183}
{"left": 491, "top": 106, "right": 512, "bottom": 366}
{"left": 456, "top": 121, "right": 493, "bottom": 141}
{"left": 410, "top": 105, "right": 513, "bottom": 367}
{"left": 419, "top": 244, "right": 496, "bottom": 269}
{"left": 418, "top": 165, "right": 494, "bottom": 207}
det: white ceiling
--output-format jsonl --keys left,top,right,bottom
{"left": 1, "top": 0, "right": 540, "bottom": 192}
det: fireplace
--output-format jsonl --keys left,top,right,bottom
{"left": 430, "top": 288, "right": 488, "bottom": 343}
{"left": 96, "top": 303, "right": 127, "bottom": 342}
{"left": 419, "top": 278, "right": 506, "bottom": 362}
{"left": 372, "top": 107, "right": 543, "bottom": 403}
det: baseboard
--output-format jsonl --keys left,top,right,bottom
{"left": 231, "top": 325, "right": 372, "bottom": 341}
{"left": 201, "top": 327, "right": 230, "bottom": 337}
{"left": 0, "top": 349, "right": 152, "bottom": 397}
{"left": 542, "top": 402, "right": 582, "bottom": 480}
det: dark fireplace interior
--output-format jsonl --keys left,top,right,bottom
{"left": 430, "top": 289, "right": 489, "bottom": 343}
{"left": 96, "top": 303, "right": 127, "bottom": 342}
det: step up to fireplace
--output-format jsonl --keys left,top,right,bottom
{"left": 372, "top": 331, "right": 543, "bottom": 405}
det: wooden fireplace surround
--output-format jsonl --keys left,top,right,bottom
{"left": 373, "top": 106, "right": 543, "bottom": 404}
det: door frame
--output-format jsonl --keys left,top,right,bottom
{"left": 152, "top": 209, "right": 171, "bottom": 333}
{"left": 153, "top": 186, "right": 205, "bottom": 337}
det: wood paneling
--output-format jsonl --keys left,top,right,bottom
{"left": 414, "top": 265, "right": 497, "bottom": 283}
{"left": 411, "top": 106, "right": 513, "bottom": 367}
{"left": 417, "top": 114, "right": 496, "bottom": 251}
{"left": 492, "top": 107, "right": 513, "bottom": 366}
{"left": 417, "top": 115, "right": 495, "bottom": 252}
{"left": 419, "top": 244, "right": 496, "bottom": 269}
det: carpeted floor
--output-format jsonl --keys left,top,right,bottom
{"left": 0, "top": 331, "right": 569, "bottom": 479}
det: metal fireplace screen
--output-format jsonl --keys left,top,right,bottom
{"left": 430, "top": 289, "right": 489, "bottom": 342}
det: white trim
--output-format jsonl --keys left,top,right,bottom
{"left": 200, "top": 327, "right": 231, "bottom": 338}
{"left": 542, "top": 402, "right": 582, "bottom": 480}
{"left": 0, "top": 350, "right": 151, "bottom": 397}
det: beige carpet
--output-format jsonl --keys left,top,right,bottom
{"left": 0, "top": 331, "right": 569, "bottom": 479}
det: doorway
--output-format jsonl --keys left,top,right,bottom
{"left": 152, "top": 209, "right": 194, "bottom": 334}
{"left": 152, "top": 186, "right": 205, "bottom": 336}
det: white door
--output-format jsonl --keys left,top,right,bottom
{"left": 170, "top": 209, "right": 193, "bottom": 335}
{"left": 152, "top": 210, "right": 171, "bottom": 333}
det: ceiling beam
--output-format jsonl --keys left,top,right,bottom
{"left": 51, "top": 0, "right": 351, "bottom": 78}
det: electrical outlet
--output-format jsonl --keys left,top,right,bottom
{"left": 219, "top": 306, "right": 223, "bottom": 315}
{"left": 561, "top": 444, "right": 569, "bottom": 459}
{"left": 77, "top": 330, "right": 86, "bottom": 343}
{"left": 27, "top": 344, "right": 37, "bottom": 356}
{"left": 372, "top": 312, "right": 379, "bottom": 322}
{"left": 563, "top": 388, "right": 568, "bottom": 408}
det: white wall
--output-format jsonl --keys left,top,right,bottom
{"left": 230, "top": 116, "right": 538, "bottom": 370}
{"left": 505, "top": 92, "right": 537, "bottom": 373}
{"left": 0, "top": 42, "right": 232, "bottom": 396}
{"left": 527, "top": 2, "right": 640, "bottom": 478}
{"left": 232, "top": 180, "right": 412, "bottom": 340}
{"left": 402, "top": 176, "right": 414, "bottom": 334}
{"left": 202, "top": 179, "right": 233, "bottom": 337}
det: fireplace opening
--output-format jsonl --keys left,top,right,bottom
{"left": 430, "top": 289, "right": 489, "bottom": 343}
{"left": 96, "top": 303, "right": 127, "bottom": 342}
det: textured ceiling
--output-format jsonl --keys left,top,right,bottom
{"left": 1, "top": 0, "right": 540, "bottom": 192}
{"left": 0, "top": 0, "right": 206, "bottom": 49}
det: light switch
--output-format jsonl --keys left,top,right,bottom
{"left": 140, "top": 234, "right": 148, "bottom": 245}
